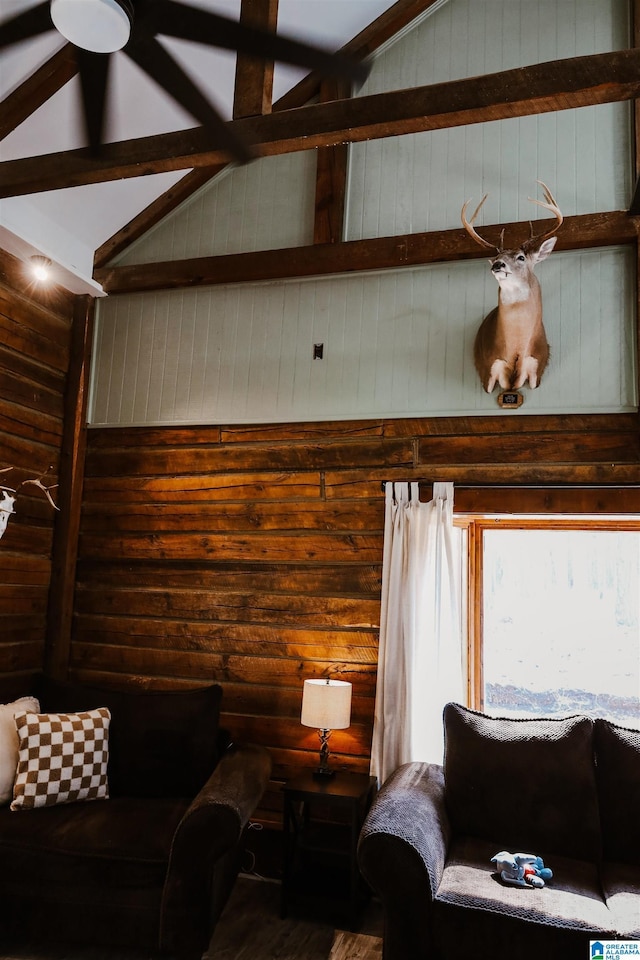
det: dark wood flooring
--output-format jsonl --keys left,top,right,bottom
{"left": 329, "top": 931, "right": 382, "bottom": 960}
{"left": 207, "top": 876, "right": 382, "bottom": 960}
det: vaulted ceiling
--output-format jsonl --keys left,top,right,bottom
{"left": 0, "top": 0, "right": 422, "bottom": 293}
{"left": 1, "top": 0, "right": 639, "bottom": 297}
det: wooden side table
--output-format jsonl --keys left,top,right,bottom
{"left": 281, "top": 770, "right": 377, "bottom": 929}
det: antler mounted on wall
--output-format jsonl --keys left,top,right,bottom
{"left": 461, "top": 181, "right": 563, "bottom": 395}
{"left": 0, "top": 466, "right": 60, "bottom": 542}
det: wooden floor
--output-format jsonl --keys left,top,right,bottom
{"left": 0, "top": 877, "right": 383, "bottom": 960}
{"left": 329, "top": 931, "right": 383, "bottom": 960}
{"left": 206, "top": 875, "right": 383, "bottom": 960}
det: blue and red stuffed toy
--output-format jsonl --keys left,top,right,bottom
{"left": 491, "top": 851, "right": 553, "bottom": 889}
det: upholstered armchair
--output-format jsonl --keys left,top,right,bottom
{"left": 358, "top": 703, "right": 640, "bottom": 960}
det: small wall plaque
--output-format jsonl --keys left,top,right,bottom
{"left": 497, "top": 390, "right": 523, "bottom": 409}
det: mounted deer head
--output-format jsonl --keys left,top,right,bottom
{"left": 461, "top": 181, "right": 563, "bottom": 393}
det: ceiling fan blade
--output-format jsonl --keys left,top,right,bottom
{"left": 0, "top": 1, "right": 52, "bottom": 50}
{"left": 76, "top": 48, "right": 110, "bottom": 154}
{"left": 126, "top": 36, "right": 253, "bottom": 163}
{"left": 147, "top": 1, "right": 370, "bottom": 86}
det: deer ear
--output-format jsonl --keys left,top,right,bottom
{"left": 534, "top": 236, "right": 557, "bottom": 262}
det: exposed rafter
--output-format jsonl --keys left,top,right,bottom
{"left": 313, "top": 77, "right": 350, "bottom": 245}
{"left": 93, "top": 167, "right": 228, "bottom": 268}
{"left": 94, "top": 0, "right": 445, "bottom": 267}
{"left": 94, "top": 211, "right": 637, "bottom": 295}
{"left": 2, "top": 49, "right": 639, "bottom": 199}
{"left": 233, "top": 0, "right": 278, "bottom": 120}
{"left": 0, "top": 43, "right": 76, "bottom": 141}
{"left": 275, "top": 0, "right": 445, "bottom": 112}
{"left": 94, "top": 0, "right": 281, "bottom": 268}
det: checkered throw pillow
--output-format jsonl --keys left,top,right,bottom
{"left": 10, "top": 708, "right": 110, "bottom": 811}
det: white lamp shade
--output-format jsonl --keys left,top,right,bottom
{"left": 301, "top": 679, "right": 352, "bottom": 731}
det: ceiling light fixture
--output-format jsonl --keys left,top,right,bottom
{"left": 29, "top": 255, "right": 53, "bottom": 284}
{"left": 50, "top": 0, "right": 134, "bottom": 54}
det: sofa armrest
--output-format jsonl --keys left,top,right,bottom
{"left": 183, "top": 741, "right": 271, "bottom": 832}
{"left": 358, "top": 762, "right": 450, "bottom": 960}
{"left": 160, "top": 742, "right": 271, "bottom": 957}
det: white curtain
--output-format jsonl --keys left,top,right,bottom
{"left": 370, "top": 481, "right": 464, "bottom": 784}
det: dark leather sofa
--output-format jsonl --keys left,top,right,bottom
{"left": 358, "top": 703, "right": 640, "bottom": 960}
{"left": 0, "top": 673, "right": 271, "bottom": 958}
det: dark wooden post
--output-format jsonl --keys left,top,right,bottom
{"left": 45, "top": 294, "right": 95, "bottom": 680}
{"left": 233, "top": 0, "right": 279, "bottom": 120}
{"left": 313, "top": 78, "right": 350, "bottom": 245}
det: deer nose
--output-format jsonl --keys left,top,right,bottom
{"left": 492, "top": 260, "right": 506, "bottom": 272}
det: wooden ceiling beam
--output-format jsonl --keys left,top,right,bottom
{"left": 313, "top": 78, "right": 350, "bottom": 245}
{"left": 0, "top": 44, "right": 77, "bottom": 141}
{"left": 233, "top": 0, "right": 278, "bottom": 119}
{"left": 94, "top": 210, "right": 638, "bottom": 295}
{"left": 94, "top": 0, "right": 441, "bottom": 267}
{"left": 4, "top": 48, "right": 639, "bottom": 198}
{"left": 276, "top": 0, "right": 444, "bottom": 111}
{"left": 93, "top": 166, "right": 226, "bottom": 268}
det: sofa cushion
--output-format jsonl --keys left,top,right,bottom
{"left": 443, "top": 703, "right": 601, "bottom": 862}
{"left": 432, "top": 840, "right": 616, "bottom": 960}
{"left": 601, "top": 861, "right": 640, "bottom": 938}
{"left": 435, "top": 836, "right": 614, "bottom": 934}
{"left": 35, "top": 676, "right": 223, "bottom": 798}
{"left": 594, "top": 718, "right": 640, "bottom": 865}
{"left": 0, "top": 796, "right": 188, "bottom": 896}
{"left": 0, "top": 795, "right": 190, "bottom": 950}
{"left": 0, "top": 696, "right": 39, "bottom": 804}
{"left": 11, "top": 708, "right": 110, "bottom": 810}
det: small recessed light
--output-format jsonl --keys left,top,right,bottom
{"left": 29, "top": 255, "right": 53, "bottom": 284}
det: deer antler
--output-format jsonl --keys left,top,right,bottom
{"left": 525, "top": 180, "right": 563, "bottom": 247}
{"left": 19, "top": 477, "right": 60, "bottom": 511}
{"left": 1, "top": 465, "right": 60, "bottom": 512}
{"left": 461, "top": 194, "right": 500, "bottom": 252}
{"left": 17, "top": 468, "right": 60, "bottom": 512}
{"left": 0, "top": 466, "right": 59, "bottom": 543}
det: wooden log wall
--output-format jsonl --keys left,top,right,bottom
{"left": 0, "top": 249, "right": 74, "bottom": 681}
{"left": 74, "top": 410, "right": 640, "bottom": 823}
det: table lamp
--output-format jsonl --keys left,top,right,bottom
{"left": 301, "top": 678, "right": 352, "bottom": 778}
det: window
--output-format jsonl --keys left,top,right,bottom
{"left": 458, "top": 517, "right": 640, "bottom": 728}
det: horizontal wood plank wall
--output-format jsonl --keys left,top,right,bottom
{"left": 0, "top": 249, "right": 74, "bottom": 681}
{"left": 76, "top": 411, "right": 640, "bottom": 822}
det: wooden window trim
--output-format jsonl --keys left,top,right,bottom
{"left": 456, "top": 511, "right": 640, "bottom": 711}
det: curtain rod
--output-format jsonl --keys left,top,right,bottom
{"left": 380, "top": 482, "right": 640, "bottom": 491}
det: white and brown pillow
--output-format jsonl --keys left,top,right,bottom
{"left": 11, "top": 708, "right": 110, "bottom": 811}
{"left": 0, "top": 697, "right": 40, "bottom": 805}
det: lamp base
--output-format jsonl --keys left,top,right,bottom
{"left": 312, "top": 766, "right": 336, "bottom": 779}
